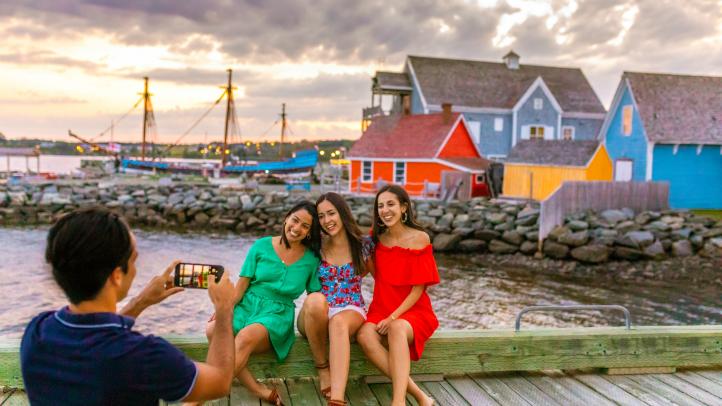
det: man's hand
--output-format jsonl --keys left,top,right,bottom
{"left": 208, "top": 271, "right": 235, "bottom": 315}
{"left": 120, "top": 260, "right": 184, "bottom": 318}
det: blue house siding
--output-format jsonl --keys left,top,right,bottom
{"left": 462, "top": 112, "right": 512, "bottom": 157}
{"left": 652, "top": 144, "right": 722, "bottom": 209}
{"left": 603, "top": 84, "right": 648, "bottom": 181}
{"left": 561, "top": 118, "right": 603, "bottom": 140}
{"left": 515, "top": 87, "right": 559, "bottom": 142}
{"left": 410, "top": 81, "right": 425, "bottom": 114}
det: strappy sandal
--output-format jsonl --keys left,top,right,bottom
{"left": 264, "top": 388, "right": 284, "bottom": 406}
{"left": 327, "top": 399, "right": 347, "bottom": 406}
{"left": 315, "top": 361, "right": 331, "bottom": 399}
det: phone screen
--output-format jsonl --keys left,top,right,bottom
{"left": 174, "top": 263, "right": 224, "bottom": 289}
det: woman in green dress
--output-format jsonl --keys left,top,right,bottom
{"left": 202, "top": 201, "right": 322, "bottom": 405}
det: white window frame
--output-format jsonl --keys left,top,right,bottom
{"left": 494, "top": 117, "right": 504, "bottom": 132}
{"left": 529, "top": 125, "right": 545, "bottom": 140}
{"left": 362, "top": 161, "right": 373, "bottom": 182}
{"left": 622, "top": 105, "right": 633, "bottom": 136}
{"left": 533, "top": 98, "right": 543, "bottom": 110}
{"left": 562, "top": 126, "right": 575, "bottom": 140}
{"left": 614, "top": 159, "right": 633, "bottom": 181}
{"left": 394, "top": 161, "right": 406, "bottom": 184}
{"left": 468, "top": 120, "right": 481, "bottom": 144}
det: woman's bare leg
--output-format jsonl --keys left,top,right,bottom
{"left": 328, "top": 310, "right": 365, "bottom": 400}
{"left": 297, "top": 292, "right": 330, "bottom": 391}
{"left": 233, "top": 324, "right": 277, "bottom": 402}
{"left": 387, "top": 320, "right": 415, "bottom": 405}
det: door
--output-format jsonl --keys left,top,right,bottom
{"left": 614, "top": 159, "right": 633, "bottom": 181}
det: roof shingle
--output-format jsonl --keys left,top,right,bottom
{"left": 373, "top": 71, "right": 412, "bottom": 90}
{"left": 506, "top": 140, "right": 600, "bottom": 167}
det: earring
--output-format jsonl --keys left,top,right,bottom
{"left": 306, "top": 234, "right": 311, "bottom": 240}
{"left": 402, "top": 212, "right": 408, "bottom": 223}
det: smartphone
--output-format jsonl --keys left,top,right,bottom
{"left": 173, "top": 263, "right": 224, "bottom": 289}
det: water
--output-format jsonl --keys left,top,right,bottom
{"left": 2, "top": 155, "right": 221, "bottom": 175}
{"left": 0, "top": 228, "right": 719, "bottom": 339}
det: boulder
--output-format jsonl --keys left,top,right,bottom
{"left": 670, "top": 228, "right": 692, "bottom": 240}
{"left": 193, "top": 212, "right": 209, "bottom": 225}
{"left": 702, "top": 228, "right": 722, "bottom": 238}
{"left": 488, "top": 239, "right": 518, "bottom": 254}
{"left": 600, "top": 209, "right": 627, "bottom": 224}
{"left": 567, "top": 220, "right": 589, "bottom": 231}
{"left": 547, "top": 226, "right": 570, "bottom": 241}
{"left": 614, "top": 247, "right": 644, "bottom": 261}
{"left": 625, "top": 231, "right": 656, "bottom": 248}
{"left": 437, "top": 213, "right": 455, "bottom": 228}
{"left": 516, "top": 207, "right": 540, "bottom": 219}
{"left": 452, "top": 214, "right": 471, "bottom": 228}
{"left": 502, "top": 230, "right": 524, "bottom": 246}
{"left": 427, "top": 208, "right": 444, "bottom": 218}
{"left": 519, "top": 241, "right": 538, "bottom": 255}
{"left": 643, "top": 240, "right": 666, "bottom": 260}
{"left": 474, "top": 229, "right": 501, "bottom": 241}
{"left": 543, "top": 240, "right": 569, "bottom": 259}
{"left": 457, "top": 239, "right": 487, "bottom": 253}
{"left": 557, "top": 230, "right": 589, "bottom": 247}
{"left": 671, "top": 240, "right": 693, "bottom": 257}
{"left": 615, "top": 220, "right": 638, "bottom": 233}
{"left": 432, "top": 233, "right": 462, "bottom": 252}
{"left": 570, "top": 245, "right": 609, "bottom": 263}
{"left": 246, "top": 216, "right": 264, "bottom": 227}
{"left": 646, "top": 221, "right": 670, "bottom": 232}
{"left": 525, "top": 231, "right": 539, "bottom": 241}
{"left": 514, "top": 214, "right": 538, "bottom": 227}
{"left": 485, "top": 212, "right": 507, "bottom": 225}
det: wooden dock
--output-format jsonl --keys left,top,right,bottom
{"left": 2, "top": 326, "right": 721, "bottom": 405}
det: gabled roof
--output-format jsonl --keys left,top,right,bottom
{"left": 624, "top": 71, "right": 722, "bottom": 144}
{"left": 349, "top": 113, "right": 462, "bottom": 159}
{"left": 407, "top": 55, "right": 605, "bottom": 114}
{"left": 373, "top": 71, "right": 412, "bottom": 90}
{"left": 506, "top": 140, "right": 600, "bottom": 167}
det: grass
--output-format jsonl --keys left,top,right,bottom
{"left": 691, "top": 210, "right": 722, "bottom": 220}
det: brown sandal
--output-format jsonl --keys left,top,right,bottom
{"left": 315, "top": 362, "right": 331, "bottom": 399}
{"left": 327, "top": 400, "right": 347, "bottom": 406}
{"left": 264, "top": 388, "right": 284, "bottom": 406}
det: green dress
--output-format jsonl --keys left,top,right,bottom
{"left": 233, "top": 236, "right": 321, "bottom": 361}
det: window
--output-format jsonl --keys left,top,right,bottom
{"left": 622, "top": 105, "right": 633, "bottom": 135}
{"left": 494, "top": 117, "right": 504, "bottom": 132}
{"left": 562, "top": 126, "right": 575, "bottom": 140}
{"left": 529, "top": 126, "right": 545, "bottom": 140}
{"left": 468, "top": 121, "right": 481, "bottom": 144}
{"left": 475, "top": 174, "right": 486, "bottom": 184}
{"left": 533, "top": 98, "right": 543, "bottom": 110}
{"left": 614, "top": 159, "right": 633, "bottom": 181}
{"left": 394, "top": 162, "right": 406, "bottom": 184}
{"left": 362, "top": 161, "right": 372, "bottom": 182}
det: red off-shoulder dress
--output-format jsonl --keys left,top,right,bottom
{"left": 366, "top": 243, "right": 440, "bottom": 361}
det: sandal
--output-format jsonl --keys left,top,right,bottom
{"left": 264, "top": 388, "right": 284, "bottom": 406}
{"left": 315, "top": 362, "right": 331, "bottom": 399}
{"left": 327, "top": 400, "right": 347, "bottom": 406}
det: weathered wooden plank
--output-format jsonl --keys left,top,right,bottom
{"left": 368, "top": 383, "right": 394, "bottom": 405}
{"left": 421, "top": 380, "right": 470, "bottom": 406}
{"left": 265, "top": 378, "right": 292, "bottom": 406}
{"left": 286, "top": 377, "right": 323, "bottom": 406}
{"left": 469, "top": 373, "right": 532, "bottom": 405}
{"left": 1, "top": 389, "right": 29, "bottom": 406}
{"left": 696, "top": 370, "right": 722, "bottom": 385}
{"left": 604, "top": 374, "right": 680, "bottom": 406}
{"left": 541, "top": 371, "right": 617, "bottom": 406}
{"left": 230, "top": 384, "right": 261, "bottom": 406}
{"left": 162, "top": 396, "right": 229, "bottom": 406}
{"left": 648, "top": 374, "right": 721, "bottom": 406}
{"left": 445, "top": 376, "right": 499, "bottom": 406}
{"left": 573, "top": 373, "right": 647, "bottom": 406}
{"left": 345, "top": 377, "right": 381, "bottom": 406}
{"left": 627, "top": 374, "right": 705, "bottom": 406}
{"left": 490, "top": 374, "right": 560, "bottom": 406}
{"left": 676, "top": 371, "right": 722, "bottom": 398}
{"left": 524, "top": 373, "right": 589, "bottom": 405}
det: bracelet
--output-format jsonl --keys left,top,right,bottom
{"left": 390, "top": 314, "right": 397, "bottom": 321}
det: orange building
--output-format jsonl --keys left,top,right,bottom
{"left": 348, "top": 107, "right": 492, "bottom": 198}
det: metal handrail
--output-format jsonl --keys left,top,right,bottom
{"left": 514, "top": 305, "right": 632, "bottom": 332}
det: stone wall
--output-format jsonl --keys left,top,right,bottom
{"left": 1, "top": 182, "right": 720, "bottom": 263}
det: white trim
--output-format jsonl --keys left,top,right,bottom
{"left": 54, "top": 312, "right": 125, "bottom": 329}
{"left": 533, "top": 98, "right": 543, "bottom": 110}
{"left": 696, "top": 144, "right": 704, "bottom": 155}
{"left": 435, "top": 115, "right": 486, "bottom": 159}
{"left": 427, "top": 105, "right": 512, "bottom": 114}
{"left": 361, "top": 160, "right": 373, "bottom": 182}
{"left": 350, "top": 157, "right": 432, "bottom": 162}
{"left": 557, "top": 112, "right": 562, "bottom": 139}
{"left": 672, "top": 144, "right": 679, "bottom": 155}
{"left": 494, "top": 117, "right": 504, "bottom": 132}
{"left": 393, "top": 161, "right": 407, "bottom": 184}
{"left": 457, "top": 115, "right": 485, "bottom": 158}
{"left": 646, "top": 142, "right": 654, "bottom": 181}
{"left": 511, "top": 77, "right": 563, "bottom": 146}
{"left": 376, "top": 85, "right": 413, "bottom": 91}
{"left": 434, "top": 158, "right": 486, "bottom": 173}
{"left": 173, "top": 365, "right": 200, "bottom": 403}
{"left": 485, "top": 154, "right": 507, "bottom": 160}
{"left": 561, "top": 125, "right": 575, "bottom": 140}
{"left": 562, "top": 112, "right": 607, "bottom": 120}
{"left": 405, "top": 58, "right": 428, "bottom": 114}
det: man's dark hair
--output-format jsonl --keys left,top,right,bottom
{"left": 45, "top": 207, "right": 134, "bottom": 304}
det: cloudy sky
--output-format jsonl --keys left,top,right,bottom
{"left": 1, "top": 0, "right": 720, "bottom": 144}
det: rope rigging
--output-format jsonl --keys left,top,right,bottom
{"left": 89, "top": 96, "right": 144, "bottom": 142}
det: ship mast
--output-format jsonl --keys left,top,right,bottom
{"left": 222, "top": 69, "right": 234, "bottom": 168}
{"left": 279, "top": 103, "right": 286, "bottom": 158}
{"left": 141, "top": 77, "right": 151, "bottom": 161}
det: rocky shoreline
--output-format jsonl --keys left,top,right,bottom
{"left": 1, "top": 181, "right": 721, "bottom": 264}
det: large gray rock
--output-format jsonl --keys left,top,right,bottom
{"left": 452, "top": 227, "right": 475, "bottom": 237}
{"left": 615, "top": 220, "right": 638, "bottom": 233}
{"left": 670, "top": 228, "right": 692, "bottom": 240}
{"left": 543, "top": 240, "right": 569, "bottom": 259}
{"left": 485, "top": 212, "right": 507, "bottom": 225}
{"left": 437, "top": 213, "right": 455, "bottom": 228}
{"left": 625, "top": 231, "right": 656, "bottom": 248}
{"left": 502, "top": 230, "right": 524, "bottom": 245}
{"left": 514, "top": 214, "right": 538, "bottom": 227}
{"left": 557, "top": 230, "right": 589, "bottom": 247}
{"left": 457, "top": 239, "right": 487, "bottom": 253}
{"left": 671, "top": 240, "right": 693, "bottom": 257}
{"left": 193, "top": 212, "right": 209, "bottom": 225}
{"left": 600, "top": 209, "right": 627, "bottom": 224}
{"left": 241, "top": 195, "right": 254, "bottom": 210}
{"left": 646, "top": 221, "right": 671, "bottom": 232}
{"left": 517, "top": 207, "right": 540, "bottom": 219}
{"left": 702, "top": 228, "right": 722, "bottom": 238}
{"left": 571, "top": 245, "right": 610, "bottom": 263}
{"left": 525, "top": 231, "right": 539, "bottom": 241}
{"left": 427, "top": 208, "right": 444, "bottom": 218}
{"left": 488, "top": 239, "right": 518, "bottom": 254}
{"left": 614, "top": 247, "right": 644, "bottom": 261}
{"left": 519, "top": 241, "right": 538, "bottom": 255}
{"left": 246, "top": 215, "right": 264, "bottom": 227}
{"left": 474, "top": 229, "right": 501, "bottom": 241}
{"left": 432, "top": 233, "right": 462, "bottom": 252}
{"left": 643, "top": 240, "right": 667, "bottom": 260}
{"left": 452, "top": 214, "right": 471, "bottom": 228}
{"left": 567, "top": 220, "right": 589, "bottom": 231}
{"left": 547, "top": 226, "right": 570, "bottom": 241}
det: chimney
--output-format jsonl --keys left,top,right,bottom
{"left": 442, "top": 103, "right": 452, "bottom": 124}
{"left": 503, "top": 50, "right": 520, "bottom": 70}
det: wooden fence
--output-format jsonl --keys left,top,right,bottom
{"left": 539, "top": 181, "right": 670, "bottom": 243}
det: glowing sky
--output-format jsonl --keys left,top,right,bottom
{"left": 1, "top": 0, "right": 720, "bottom": 143}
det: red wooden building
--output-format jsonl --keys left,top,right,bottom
{"left": 348, "top": 106, "right": 492, "bottom": 198}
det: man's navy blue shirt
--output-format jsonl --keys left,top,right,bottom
{"left": 20, "top": 307, "right": 197, "bottom": 406}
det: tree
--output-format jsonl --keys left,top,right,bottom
{"left": 0, "top": 132, "right": 6, "bottom": 143}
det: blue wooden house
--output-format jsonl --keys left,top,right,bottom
{"left": 600, "top": 72, "right": 722, "bottom": 209}
{"left": 363, "top": 51, "right": 606, "bottom": 160}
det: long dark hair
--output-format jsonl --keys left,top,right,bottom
{"left": 280, "top": 200, "right": 322, "bottom": 258}
{"left": 316, "top": 192, "right": 366, "bottom": 276}
{"left": 371, "top": 184, "right": 425, "bottom": 243}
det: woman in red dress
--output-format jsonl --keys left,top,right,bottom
{"left": 357, "top": 184, "right": 438, "bottom": 406}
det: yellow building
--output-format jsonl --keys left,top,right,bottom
{"left": 502, "top": 140, "right": 612, "bottom": 201}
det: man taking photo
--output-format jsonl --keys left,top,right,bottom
{"left": 21, "top": 207, "right": 237, "bottom": 405}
